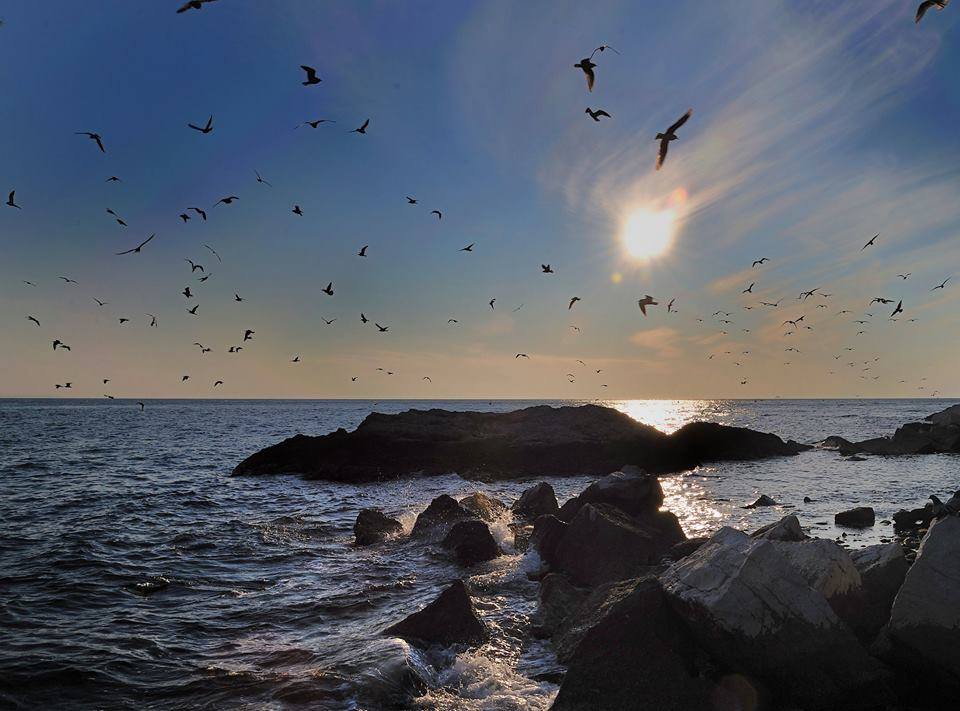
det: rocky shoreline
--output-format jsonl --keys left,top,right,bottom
{"left": 823, "top": 403, "right": 960, "bottom": 456}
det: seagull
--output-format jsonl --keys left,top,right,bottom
{"left": 861, "top": 233, "right": 878, "bottom": 250}
{"left": 214, "top": 196, "right": 239, "bottom": 206}
{"left": 406, "top": 196, "right": 418, "bottom": 204}
{"left": 541, "top": 264, "right": 554, "bottom": 273}
{"left": 147, "top": 314, "right": 158, "bottom": 327}
{"left": 300, "top": 65, "right": 322, "bottom": 85}
{"left": 460, "top": 243, "right": 474, "bottom": 252}
{"left": 931, "top": 277, "right": 950, "bottom": 290}
{"left": 214, "top": 380, "right": 224, "bottom": 387}
{"left": 916, "top": 0, "right": 950, "bottom": 24}
{"left": 291, "top": 356, "right": 301, "bottom": 363}
{"left": 422, "top": 376, "right": 432, "bottom": 382}
{"left": 375, "top": 323, "right": 389, "bottom": 332}
{"left": 742, "top": 282, "right": 754, "bottom": 294}
{"left": 176, "top": 0, "right": 217, "bottom": 12}
{"left": 637, "top": 295, "right": 658, "bottom": 315}
{"left": 897, "top": 273, "right": 911, "bottom": 280}
{"left": 116, "top": 234, "right": 155, "bottom": 255}
{"left": 292, "top": 205, "right": 303, "bottom": 216}
{"left": 188, "top": 207, "right": 207, "bottom": 220}
{"left": 26, "top": 316, "right": 40, "bottom": 327}
{"left": 667, "top": 298, "right": 676, "bottom": 313}
{"left": 185, "top": 259, "right": 204, "bottom": 272}
{"left": 489, "top": 298, "right": 496, "bottom": 310}
{"left": 760, "top": 299, "right": 782, "bottom": 307}
{"left": 585, "top": 107, "right": 611, "bottom": 122}
{"left": 254, "top": 170, "right": 272, "bottom": 187}
{"left": 358, "top": 245, "right": 368, "bottom": 257}
{"left": 234, "top": 293, "right": 244, "bottom": 302}
{"left": 105, "top": 176, "right": 121, "bottom": 182}
{"left": 322, "top": 282, "right": 334, "bottom": 296}
{"left": 516, "top": 353, "right": 529, "bottom": 359}
{"left": 180, "top": 214, "right": 191, "bottom": 222}
{"left": 655, "top": 109, "right": 692, "bottom": 170}
{"left": 568, "top": 296, "right": 581, "bottom": 310}
{"left": 106, "top": 208, "right": 127, "bottom": 226}
{"left": 322, "top": 317, "right": 337, "bottom": 325}
{"left": 361, "top": 313, "right": 369, "bottom": 323}
{"left": 183, "top": 287, "right": 193, "bottom": 298}
{"left": 891, "top": 300, "right": 904, "bottom": 318}
{"left": 94, "top": 298, "right": 107, "bottom": 307}
{"left": 448, "top": 319, "right": 459, "bottom": 324}
{"left": 752, "top": 257, "right": 769, "bottom": 267}
{"left": 203, "top": 244, "right": 221, "bottom": 262}
{"left": 75, "top": 131, "right": 105, "bottom": 152}
{"left": 118, "top": 318, "right": 129, "bottom": 324}
{"left": 187, "top": 115, "right": 214, "bottom": 134}
{"left": 431, "top": 210, "right": 442, "bottom": 220}
{"left": 573, "top": 57, "right": 597, "bottom": 91}
{"left": 799, "top": 288, "right": 818, "bottom": 300}
{"left": 591, "top": 44, "right": 620, "bottom": 57}
{"left": 181, "top": 375, "right": 190, "bottom": 382}
{"left": 7, "top": 190, "right": 20, "bottom": 208}
{"left": 351, "top": 119, "right": 370, "bottom": 134}
{"left": 58, "top": 276, "right": 79, "bottom": 284}
{"left": 870, "top": 297, "right": 893, "bottom": 305}
{"left": 187, "top": 305, "right": 199, "bottom": 315}
{"left": 297, "top": 119, "right": 335, "bottom": 128}
{"left": 243, "top": 330, "right": 254, "bottom": 341}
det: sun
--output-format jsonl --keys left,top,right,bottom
{"left": 621, "top": 207, "right": 677, "bottom": 260}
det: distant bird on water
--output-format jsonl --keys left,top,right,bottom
{"left": 916, "top": 0, "right": 949, "bottom": 24}
{"left": 187, "top": 115, "right": 214, "bottom": 134}
{"left": 585, "top": 107, "right": 611, "bottom": 122}
{"left": 637, "top": 295, "right": 658, "bottom": 315}
{"left": 116, "top": 233, "right": 155, "bottom": 255}
{"left": 75, "top": 131, "right": 105, "bottom": 152}
{"left": 300, "top": 65, "right": 322, "bottom": 86}
{"left": 655, "top": 109, "right": 692, "bottom": 170}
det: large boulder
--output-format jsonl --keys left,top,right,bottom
{"left": 536, "top": 572, "right": 588, "bottom": 636}
{"left": 552, "top": 577, "right": 714, "bottom": 710}
{"left": 354, "top": 508, "right": 404, "bottom": 545}
{"left": 384, "top": 580, "right": 488, "bottom": 647}
{"left": 835, "top": 506, "right": 875, "bottom": 528}
{"left": 512, "top": 482, "right": 559, "bottom": 520}
{"left": 887, "top": 515, "right": 960, "bottom": 683}
{"left": 926, "top": 403, "right": 960, "bottom": 427}
{"left": 551, "top": 503, "right": 685, "bottom": 587}
{"left": 530, "top": 514, "right": 568, "bottom": 568}
{"left": 458, "top": 492, "right": 508, "bottom": 522}
{"left": 441, "top": 520, "right": 500, "bottom": 566}
{"left": 893, "top": 504, "right": 935, "bottom": 533}
{"left": 232, "top": 404, "right": 809, "bottom": 480}
{"left": 823, "top": 405, "right": 960, "bottom": 457}
{"left": 850, "top": 542, "right": 909, "bottom": 641}
{"left": 410, "top": 495, "right": 476, "bottom": 539}
{"left": 660, "top": 527, "right": 890, "bottom": 709}
{"left": 751, "top": 514, "right": 807, "bottom": 541}
{"left": 557, "top": 466, "right": 663, "bottom": 522}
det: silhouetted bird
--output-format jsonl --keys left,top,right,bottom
{"left": 574, "top": 57, "right": 597, "bottom": 91}
{"left": 406, "top": 196, "right": 418, "bottom": 204}
{"left": 351, "top": 119, "right": 370, "bottom": 134}
{"left": 177, "top": 0, "right": 217, "bottom": 13}
{"left": 752, "top": 257, "right": 769, "bottom": 267}
{"left": 188, "top": 116, "right": 214, "bottom": 134}
{"left": 187, "top": 305, "right": 199, "bottom": 315}
{"left": 292, "top": 205, "right": 303, "bottom": 215}
{"left": 75, "top": 131, "right": 105, "bottom": 152}
{"left": 106, "top": 176, "right": 121, "bottom": 182}
{"left": 26, "top": 316, "right": 40, "bottom": 327}
{"left": 585, "top": 107, "right": 611, "bottom": 121}
{"left": 243, "top": 330, "right": 254, "bottom": 341}
{"left": 214, "top": 196, "right": 238, "bottom": 206}
{"left": 431, "top": 210, "right": 442, "bottom": 220}
{"left": 861, "top": 233, "right": 878, "bottom": 250}
{"left": 322, "top": 282, "right": 334, "bottom": 296}
{"left": 375, "top": 323, "right": 389, "bottom": 332}
{"left": 541, "top": 264, "right": 554, "bottom": 273}
{"left": 116, "top": 233, "right": 155, "bottom": 255}
{"left": 460, "top": 243, "right": 474, "bottom": 252}
{"left": 358, "top": 245, "right": 368, "bottom": 257}
{"left": 931, "top": 277, "right": 950, "bottom": 290}
{"left": 638, "top": 295, "right": 658, "bottom": 315}
{"left": 298, "top": 119, "right": 335, "bottom": 128}
{"left": 188, "top": 207, "right": 207, "bottom": 220}
{"left": 916, "top": 0, "right": 949, "bottom": 24}
{"left": 568, "top": 296, "right": 581, "bottom": 310}
{"left": 300, "top": 65, "right": 322, "bottom": 85}
{"left": 656, "top": 109, "right": 692, "bottom": 170}
{"left": 6, "top": 190, "right": 20, "bottom": 208}
{"left": 106, "top": 208, "right": 127, "bottom": 226}
{"left": 255, "top": 170, "right": 272, "bottom": 187}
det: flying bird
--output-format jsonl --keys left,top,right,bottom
{"left": 292, "top": 205, "right": 303, "bottom": 216}
{"left": 291, "top": 356, "right": 301, "bottom": 363}
{"left": 568, "top": 296, "right": 581, "bottom": 310}
{"left": 358, "top": 245, "right": 368, "bottom": 257}
{"left": 422, "top": 376, "right": 432, "bottom": 382}
{"left": 585, "top": 107, "right": 611, "bottom": 122}
{"left": 573, "top": 57, "right": 597, "bottom": 92}
{"left": 322, "top": 282, "right": 334, "bottom": 296}
{"left": 460, "top": 243, "right": 474, "bottom": 252}
{"left": 360, "top": 313, "right": 369, "bottom": 323}
{"left": 351, "top": 119, "right": 370, "bottom": 134}
{"left": 742, "top": 282, "right": 754, "bottom": 294}
{"left": 214, "top": 380, "right": 224, "bottom": 387}
{"left": 177, "top": 0, "right": 217, "bottom": 13}
{"left": 234, "top": 293, "right": 244, "bottom": 302}
{"left": 106, "top": 208, "right": 127, "bottom": 227}
{"left": 58, "top": 276, "right": 78, "bottom": 284}
{"left": 188, "top": 115, "right": 214, "bottom": 134}
{"left": 187, "top": 305, "right": 199, "bottom": 315}
{"left": 861, "top": 233, "right": 879, "bottom": 250}
{"left": 489, "top": 298, "right": 496, "bottom": 310}
{"left": 203, "top": 244, "right": 221, "bottom": 262}
{"left": 188, "top": 207, "right": 207, "bottom": 220}
{"left": 916, "top": 0, "right": 950, "bottom": 24}
{"left": 931, "top": 277, "right": 950, "bottom": 290}
{"left": 147, "top": 314, "right": 158, "bottom": 327}
{"left": 405, "top": 196, "right": 418, "bottom": 204}
{"left": 116, "top": 233, "right": 155, "bottom": 255}
{"left": 897, "top": 273, "right": 911, "bottom": 280}
{"left": 75, "top": 131, "right": 105, "bottom": 152}
{"left": 105, "top": 176, "right": 121, "bottom": 182}
{"left": 300, "top": 65, "right": 322, "bottom": 85}
{"left": 181, "top": 375, "right": 190, "bottom": 382}
{"left": 431, "top": 210, "right": 442, "bottom": 220}
{"left": 667, "top": 298, "right": 676, "bottom": 313}
{"left": 214, "top": 196, "right": 239, "bottom": 206}
{"left": 243, "top": 330, "right": 254, "bottom": 341}
{"left": 7, "top": 190, "right": 20, "bottom": 208}
{"left": 94, "top": 298, "right": 107, "bottom": 307}
{"left": 297, "top": 119, "right": 335, "bottom": 128}
{"left": 655, "top": 109, "right": 692, "bottom": 170}
{"left": 752, "top": 257, "right": 769, "bottom": 267}
{"left": 322, "top": 317, "right": 337, "bottom": 325}
{"left": 541, "top": 264, "right": 554, "bottom": 273}
{"left": 26, "top": 316, "right": 40, "bottom": 327}
{"left": 637, "top": 295, "right": 658, "bottom": 315}
{"left": 375, "top": 323, "right": 389, "bottom": 332}
{"left": 254, "top": 170, "right": 272, "bottom": 187}
{"left": 516, "top": 353, "right": 529, "bottom": 359}
{"left": 185, "top": 259, "right": 204, "bottom": 272}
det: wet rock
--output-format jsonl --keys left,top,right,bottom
{"left": 926, "top": 403, "right": 960, "bottom": 427}
{"left": 552, "top": 503, "right": 685, "bottom": 587}
{"left": 823, "top": 405, "right": 960, "bottom": 457}
{"left": 743, "top": 494, "right": 778, "bottom": 509}
{"left": 751, "top": 514, "right": 808, "bottom": 542}
{"left": 530, "top": 514, "right": 568, "bottom": 568}
{"left": 557, "top": 466, "right": 663, "bottom": 522}
{"left": 537, "top": 572, "right": 588, "bottom": 636}
{"left": 803, "top": 496, "right": 813, "bottom": 503}
{"left": 850, "top": 542, "right": 909, "bottom": 641}
{"left": 441, "top": 520, "right": 500, "bottom": 566}
{"left": 835, "top": 506, "right": 875, "bottom": 528}
{"left": 410, "top": 495, "right": 476, "bottom": 539}
{"left": 887, "top": 515, "right": 960, "bottom": 683}
{"left": 893, "top": 504, "right": 934, "bottom": 533}
{"left": 384, "top": 579, "right": 488, "bottom": 647}
{"left": 552, "top": 577, "right": 713, "bottom": 711}
{"left": 232, "top": 404, "right": 809, "bottom": 480}
{"left": 509, "top": 522, "right": 533, "bottom": 552}
{"left": 458, "top": 491, "right": 507, "bottom": 522}
{"left": 354, "top": 508, "right": 403, "bottom": 545}
{"left": 660, "top": 527, "right": 891, "bottom": 709}
{"left": 512, "top": 482, "right": 558, "bottom": 520}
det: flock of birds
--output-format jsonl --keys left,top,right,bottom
{"left": 6, "top": 1, "right": 957, "bottom": 403}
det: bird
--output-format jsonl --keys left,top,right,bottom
{"left": 7, "top": 190, "right": 20, "bottom": 208}
{"left": 322, "top": 317, "right": 337, "bottom": 325}
{"left": 568, "top": 297, "right": 581, "bottom": 310}
{"left": 360, "top": 313, "right": 369, "bottom": 324}
{"left": 931, "top": 277, "right": 950, "bottom": 290}
{"left": 58, "top": 276, "right": 78, "bottom": 284}
{"left": 106, "top": 208, "right": 127, "bottom": 227}
{"left": 655, "top": 109, "right": 693, "bottom": 170}
{"left": 358, "top": 245, "right": 368, "bottom": 257}
{"left": 541, "top": 264, "right": 554, "bottom": 273}
{"left": 861, "top": 233, "right": 879, "bottom": 250}
{"left": 214, "top": 196, "right": 239, "bottom": 206}
{"left": 93, "top": 298, "right": 107, "bottom": 307}
{"left": 516, "top": 353, "right": 529, "bottom": 359}
{"left": 137, "top": 402, "right": 145, "bottom": 411}
{"left": 667, "top": 298, "right": 676, "bottom": 313}
{"left": 188, "top": 115, "right": 214, "bottom": 134}
{"left": 573, "top": 57, "right": 597, "bottom": 91}
{"left": 291, "top": 356, "right": 301, "bottom": 363}
{"left": 254, "top": 170, "right": 272, "bottom": 187}
{"left": 176, "top": 0, "right": 217, "bottom": 12}
{"left": 185, "top": 259, "right": 204, "bottom": 272}
{"left": 460, "top": 243, "right": 474, "bottom": 252}
{"left": 214, "top": 380, "right": 224, "bottom": 387}
{"left": 188, "top": 207, "right": 207, "bottom": 220}
{"left": 75, "top": 131, "right": 105, "bottom": 152}
{"left": 181, "top": 375, "right": 190, "bottom": 382}
{"left": 489, "top": 298, "right": 496, "bottom": 310}
{"left": 431, "top": 210, "right": 442, "bottom": 220}
{"left": 916, "top": 0, "right": 949, "bottom": 24}
{"left": 118, "top": 318, "right": 129, "bottom": 324}
{"left": 405, "top": 196, "right": 418, "bottom": 204}
{"left": 203, "top": 245, "right": 221, "bottom": 262}
{"left": 897, "top": 273, "right": 911, "bottom": 280}
{"left": 752, "top": 257, "right": 769, "bottom": 267}
{"left": 105, "top": 176, "right": 121, "bottom": 182}
{"left": 322, "top": 282, "right": 334, "bottom": 296}
{"left": 375, "top": 323, "right": 389, "bottom": 332}
{"left": 637, "top": 295, "right": 658, "bottom": 315}
{"left": 742, "top": 282, "right": 754, "bottom": 294}
{"left": 585, "top": 107, "right": 611, "bottom": 122}
{"left": 288, "top": 204, "right": 303, "bottom": 217}
{"left": 300, "top": 65, "right": 322, "bottom": 85}
{"left": 870, "top": 297, "right": 893, "bottom": 305}
{"left": 799, "top": 289, "right": 818, "bottom": 300}
{"left": 116, "top": 233, "right": 155, "bottom": 255}
{"left": 422, "top": 376, "right": 432, "bottom": 382}
{"left": 351, "top": 377, "right": 358, "bottom": 382}
{"left": 297, "top": 119, "right": 335, "bottom": 128}
{"left": 26, "top": 316, "right": 40, "bottom": 327}
{"left": 234, "top": 293, "right": 244, "bottom": 302}
{"left": 182, "top": 286, "right": 193, "bottom": 298}
{"left": 243, "top": 330, "right": 254, "bottom": 342}
{"left": 187, "top": 305, "right": 199, "bottom": 315}
{"left": 448, "top": 319, "right": 459, "bottom": 324}
{"left": 891, "top": 300, "right": 904, "bottom": 318}
{"left": 351, "top": 119, "right": 370, "bottom": 134}
{"left": 147, "top": 314, "right": 158, "bottom": 327}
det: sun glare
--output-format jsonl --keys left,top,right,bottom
{"left": 621, "top": 207, "right": 677, "bottom": 260}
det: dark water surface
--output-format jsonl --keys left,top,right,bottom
{"left": 1, "top": 398, "right": 956, "bottom": 709}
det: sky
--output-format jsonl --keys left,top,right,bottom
{"left": 1, "top": 0, "right": 959, "bottom": 399}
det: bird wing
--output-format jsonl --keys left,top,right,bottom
{"left": 916, "top": 0, "right": 935, "bottom": 22}
{"left": 205, "top": 115, "right": 213, "bottom": 130}
{"left": 656, "top": 138, "right": 670, "bottom": 170}
{"left": 138, "top": 233, "right": 155, "bottom": 249}
{"left": 667, "top": 109, "right": 692, "bottom": 134}
{"left": 360, "top": 119, "right": 370, "bottom": 130}
{"left": 94, "top": 136, "right": 105, "bottom": 152}
{"left": 596, "top": 110, "right": 611, "bottom": 118}
{"left": 584, "top": 66, "right": 595, "bottom": 92}
{"left": 188, "top": 123, "right": 202, "bottom": 131}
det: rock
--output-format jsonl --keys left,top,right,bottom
{"left": 557, "top": 466, "right": 663, "bottom": 522}
{"left": 835, "top": 506, "right": 875, "bottom": 528}
{"left": 888, "top": 515, "right": 960, "bottom": 683}
{"left": 458, "top": 492, "right": 508, "bottom": 522}
{"left": 509, "top": 522, "right": 533, "bottom": 552}
{"left": 803, "top": 496, "right": 812, "bottom": 503}
{"left": 410, "top": 495, "right": 476, "bottom": 539}
{"left": 850, "top": 543, "right": 909, "bottom": 641}
{"left": 823, "top": 405, "right": 960, "bottom": 457}
{"left": 666, "top": 537, "right": 708, "bottom": 561}
{"left": 743, "top": 494, "right": 778, "bottom": 508}
{"left": 845, "top": 455, "right": 868, "bottom": 462}
{"left": 530, "top": 514, "right": 568, "bottom": 569}
{"left": 537, "top": 572, "right": 588, "bottom": 636}
{"left": 354, "top": 508, "right": 404, "bottom": 545}
{"left": 232, "top": 404, "right": 809, "bottom": 480}
{"left": 552, "top": 577, "right": 714, "bottom": 710}
{"left": 751, "top": 514, "right": 808, "bottom": 541}
{"left": 384, "top": 579, "right": 488, "bottom": 647}
{"left": 925, "top": 403, "right": 960, "bottom": 427}
{"left": 893, "top": 504, "right": 934, "bottom": 533}
{"left": 441, "top": 520, "right": 500, "bottom": 566}
{"left": 551, "top": 503, "right": 685, "bottom": 587}
{"left": 661, "top": 527, "right": 891, "bottom": 709}
{"left": 512, "top": 482, "right": 558, "bottom": 520}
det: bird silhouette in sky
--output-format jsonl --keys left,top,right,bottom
{"left": 489, "top": 298, "right": 496, "bottom": 310}
{"left": 204, "top": 244, "right": 221, "bottom": 262}
{"left": 655, "top": 109, "right": 692, "bottom": 170}
{"left": 75, "top": 131, "right": 105, "bottom": 152}
{"left": 375, "top": 323, "right": 389, "bottom": 332}
{"left": 585, "top": 107, "right": 611, "bottom": 121}
{"left": 58, "top": 276, "right": 78, "bottom": 284}
{"left": 897, "top": 273, "right": 911, "bottom": 280}
{"left": 214, "top": 196, "right": 239, "bottom": 206}
{"left": 243, "top": 330, "right": 254, "bottom": 341}
{"left": 300, "top": 65, "right": 322, "bottom": 85}
{"left": 405, "top": 196, "right": 418, "bottom": 204}
{"left": 568, "top": 297, "right": 581, "bottom": 310}
{"left": 116, "top": 234, "right": 155, "bottom": 255}
{"left": 460, "top": 243, "right": 474, "bottom": 252}
{"left": 185, "top": 259, "right": 204, "bottom": 272}
{"left": 752, "top": 257, "right": 769, "bottom": 267}
{"left": 106, "top": 208, "right": 127, "bottom": 227}
{"left": 931, "top": 277, "right": 950, "bottom": 290}
{"left": 322, "top": 317, "right": 337, "bottom": 325}
{"left": 861, "top": 233, "right": 879, "bottom": 250}
{"left": 26, "top": 316, "right": 40, "bottom": 327}
{"left": 255, "top": 170, "right": 272, "bottom": 187}
{"left": 431, "top": 210, "right": 442, "bottom": 220}
{"left": 177, "top": 0, "right": 217, "bottom": 13}
{"left": 7, "top": 190, "right": 20, "bottom": 208}
{"left": 637, "top": 295, "right": 658, "bottom": 315}
{"left": 292, "top": 205, "right": 303, "bottom": 215}
{"left": 187, "top": 305, "right": 199, "bottom": 315}
{"left": 298, "top": 119, "right": 335, "bottom": 128}
{"left": 742, "top": 282, "right": 754, "bottom": 294}
{"left": 574, "top": 57, "right": 597, "bottom": 91}
{"left": 916, "top": 0, "right": 950, "bottom": 24}
{"left": 188, "top": 115, "right": 214, "bottom": 134}
{"left": 351, "top": 119, "right": 370, "bottom": 134}
{"left": 541, "top": 264, "right": 554, "bottom": 273}
{"left": 358, "top": 245, "right": 368, "bottom": 257}
{"left": 105, "top": 176, "right": 121, "bottom": 182}
{"left": 322, "top": 282, "right": 334, "bottom": 296}
{"left": 188, "top": 207, "right": 207, "bottom": 220}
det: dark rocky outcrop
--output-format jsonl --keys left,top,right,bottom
{"left": 530, "top": 514, "right": 568, "bottom": 569}
{"left": 458, "top": 492, "right": 507, "bottom": 522}
{"left": 850, "top": 542, "right": 909, "bottom": 641}
{"left": 511, "top": 482, "right": 558, "bottom": 520}
{"left": 743, "top": 494, "right": 778, "bottom": 508}
{"left": 232, "top": 404, "right": 809, "bottom": 480}
{"left": 893, "top": 503, "right": 935, "bottom": 533}
{"left": 410, "top": 495, "right": 475, "bottom": 539}
{"left": 354, "top": 508, "right": 404, "bottom": 545}
{"left": 536, "top": 572, "right": 588, "bottom": 637}
{"left": 441, "top": 520, "right": 500, "bottom": 566}
{"left": 556, "top": 466, "right": 662, "bottom": 522}
{"left": 384, "top": 580, "right": 488, "bottom": 647}
{"left": 751, "top": 514, "right": 808, "bottom": 541}
{"left": 835, "top": 506, "right": 876, "bottom": 528}
{"left": 822, "top": 403, "right": 960, "bottom": 456}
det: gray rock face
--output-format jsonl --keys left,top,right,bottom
{"left": 835, "top": 506, "right": 876, "bottom": 528}
{"left": 850, "top": 542, "right": 909, "bottom": 641}
{"left": 511, "top": 482, "right": 559, "bottom": 520}
{"left": 458, "top": 492, "right": 508, "bottom": 522}
{"left": 823, "top": 404, "right": 960, "bottom": 456}
{"left": 441, "top": 520, "right": 500, "bottom": 566}
{"left": 557, "top": 466, "right": 663, "bottom": 522}
{"left": 410, "top": 495, "right": 476, "bottom": 539}
{"left": 926, "top": 403, "right": 960, "bottom": 427}
{"left": 660, "top": 527, "right": 890, "bottom": 709}
{"left": 888, "top": 515, "right": 960, "bottom": 682}
{"left": 537, "top": 572, "right": 588, "bottom": 636}
{"left": 751, "top": 514, "right": 808, "bottom": 541}
{"left": 384, "top": 579, "right": 488, "bottom": 647}
{"left": 354, "top": 508, "right": 404, "bottom": 545}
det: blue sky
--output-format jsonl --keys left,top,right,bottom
{"left": 1, "top": 0, "right": 958, "bottom": 398}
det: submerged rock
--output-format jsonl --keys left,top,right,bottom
{"left": 383, "top": 579, "right": 488, "bottom": 647}
{"left": 441, "top": 520, "right": 500, "bottom": 566}
{"left": 835, "top": 506, "right": 876, "bottom": 528}
{"left": 743, "top": 494, "right": 778, "bottom": 509}
{"left": 458, "top": 492, "right": 507, "bottom": 522}
{"left": 557, "top": 466, "right": 663, "bottom": 522}
{"left": 410, "top": 495, "right": 475, "bottom": 539}
{"left": 354, "top": 508, "right": 403, "bottom": 545}
{"left": 512, "top": 482, "right": 559, "bottom": 520}
{"left": 232, "top": 404, "right": 809, "bottom": 480}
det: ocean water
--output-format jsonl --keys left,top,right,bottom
{"left": 0, "top": 398, "right": 956, "bottom": 710}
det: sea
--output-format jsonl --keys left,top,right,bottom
{"left": 1, "top": 398, "right": 956, "bottom": 710}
